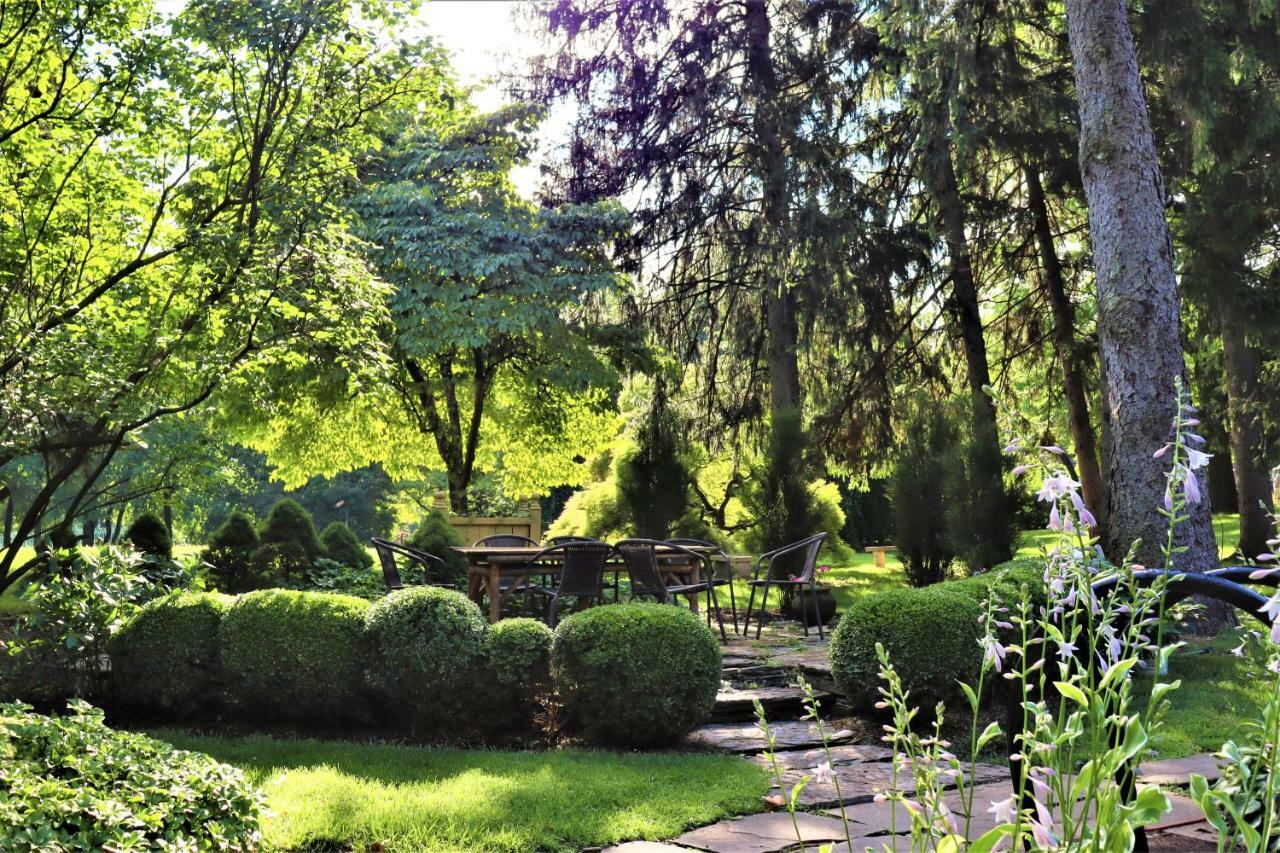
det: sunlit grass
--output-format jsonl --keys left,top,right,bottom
{"left": 1016, "top": 512, "right": 1243, "bottom": 562}
{"left": 150, "top": 731, "right": 767, "bottom": 853}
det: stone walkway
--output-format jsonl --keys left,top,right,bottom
{"left": 602, "top": 624, "right": 1225, "bottom": 852}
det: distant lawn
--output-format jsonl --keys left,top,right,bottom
{"left": 151, "top": 731, "right": 767, "bottom": 853}
{"left": 1016, "top": 512, "right": 1244, "bottom": 562}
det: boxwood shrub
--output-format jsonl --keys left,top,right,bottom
{"left": 830, "top": 586, "right": 982, "bottom": 710}
{"left": 320, "top": 521, "right": 373, "bottom": 569}
{"left": 552, "top": 603, "right": 720, "bottom": 747}
{"left": 0, "top": 700, "right": 262, "bottom": 851}
{"left": 364, "top": 586, "right": 489, "bottom": 732}
{"left": 486, "top": 617, "right": 554, "bottom": 730}
{"left": 109, "top": 591, "right": 231, "bottom": 716}
{"left": 221, "top": 589, "right": 370, "bottom": 724}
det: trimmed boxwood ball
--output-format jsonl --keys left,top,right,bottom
{"left": 364, "top": 586, "right": 489, "bottom": 732}
{"left": 109, "top": 591, "right": 232, "bottom": 716}
{"left": 221, "top": 589, "right": 370, "bottom": 723}
{"left": 552, "top": 603, "right": 721, "bottom": 747}
{"left": 830, "top": 587, "right": 982, "bottom": 710}
{"left": 486, "top": 617, "right": 554, "bottom": 728}
{"left": 321, "top": 521, "right": 372, "bottom": 569}
{"left": 259, "top": 498, "right": 323, "bottom": 558}
{"left": 124, "top": 511, "right": 172, "bottom": 559}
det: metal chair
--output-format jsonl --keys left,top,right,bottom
{"left": 473, "top": 534, "right": 545, "bottom": 612}
{"left": 616, "top": 539, "right": 728, "bottom": 641}
{"left": 370, "top": 537, "right": 451, "bottom": 591}
{"left": 666, "top": 537, "right": 739, "bottom": 634}
{"left": 525, "top": 540, "right": 614, "bottom": 627}
{"left": 742, "top": 533, "right": 828, "bottom": 639}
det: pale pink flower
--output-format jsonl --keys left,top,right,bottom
{"left": 1056, "top": 639, "right": 1078, "bottom": 660}
{"left": 988, "top": 796, "right": 1017, "bottom": 824}
{"left": 1039, "top": 445, "right": 1065, "bottom": 455}
{"left": 1012, "top": 464, "right": 1029, "bottom": 477}
{"left": 1251, "top": 568, "right": 1277, "bottom": 579}
{"left": 810, "top": 761, "right": 835, "bottom": 785}
{"left": 1258, "top": 554, "right": 1277, "bottom": 563}
{"left": 1184, "top": 469, "right": 1202, "bottom": 504}
{"left": 1037, "top": 474, "right": 1080, "bottom": 503}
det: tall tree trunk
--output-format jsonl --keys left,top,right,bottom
{"left": 162, "top": 503, "right": 173, "bottom": 537}
{"left": 1024, "top": 163, "right": 1107, "bottom": 534}
{"left": 111, "top": 505, "right": 126, "bottom": 543}
{"left": 1217, "top": 290, "right": 1275, "bottom": 557}
{"left": 81, "top": 518, "right": 97, "bottom": 546}
{"left": 1064, "top": 0, "right": 1220, "bottom": 584}
{"left": 745, "top": 0, "right": 802, "bottom": 420}
{"left": 922, "top": 106, "right": 997, "bottom": 441}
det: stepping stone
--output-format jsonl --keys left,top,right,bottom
{"left": 769, "top": 647, "right": 833, "bottom": 674}
{"left": 1148, "top": 792, "right": 1207, "bottom": 831}
{"left": 687, "top": 721, "right": 854, "bottom": 754}
{"left": 1139, "top": 754, "right": 1221, "bottom": 786}
{"left": 603, "top": 843, "right": 696, "bottom": 852}
{"left": 760, "top": 756, "right": 1008, "bottom": 809}
{"left": 714, "top": 684, "right": 830, "bottom": 717}
{"left": 675, "top": 811, "right": 854, "bottom": 853}
{"left": 759, "top": 743, "right": 894, "bottom": 768}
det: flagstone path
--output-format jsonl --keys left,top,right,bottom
{"left": 600, "top": 623, "right": 1224, "bottom": 852}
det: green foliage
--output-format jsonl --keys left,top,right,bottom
{"left": 364, "top": 587, "right": 490, "bottom": 733}
{"left": 221, "top": 590, "right": 370, "bottom": 724}
{"left": 259, "top": 499, "right": 323, "bottom": 559}
{"left": 321, "top": 521, "right": 372, "bottom": 569}
{"left": 3, "top": 548, "right": 150, "bottom": 704}
{"left": 202, "top": 510, "right": 266, "bottom": 593}
{"left": 616, "top": 404, "right": 691, "bottom": 539}
{"left": 247, "top": 541, "right": 309, "bottom": 584}
{"left": 890, "top": 404, "right": 959, "bottom": 587}
{"left": 486, "top": 617, "right": 554, "bottom": 730}
{"left": 552, "top": 603, "right": 720, "bottom": 746}
{"left": 546, "top": 478, "right": 627, "bottom": 541}
{"left": 743, "top": 409, "right": 821, "bottom": 565}
{"left": 286, "top": 559, "right": 384, "bottom": 600}
{"left": 0, "top": 701, "right": 263, "bottom": 852}
{"left": 830, "top": 586, "right": 982, "bottom": 710}
{"left": 406, "top": 510, "right": 468, "bottom": 586}
{"left": 109, "top": 592, "right": 231, "bottom": 716}
{"left": 123, "top": 512, "right": 172, "bottom": 560}
{"left": 943, "top": 405, "right": 1017, "bottom": 574}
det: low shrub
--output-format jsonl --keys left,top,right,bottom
{"left": 321, "top": 521, "right": 373, "bottom": 569}
{"left": 109, "top": 591, "right": 231, "bottom": 716}
{"left": 364, "top": 587, "right": 489, "bottom": 733}
{"left": 286, "top": 558, "right": 383, "bottom": 600}
{"left": 203, "top": 510, "right": 264, "bottom": 593}
{"left": 552, "top": 603, "right": 720, "bottom": 747}
{"left": 0, "top": 700, "right": 263, "bottom": 851}
{"left": 948, "top": 557, "right": 1048, "bottom": 612}
{"left": 221, "top": 590, "right": 370, "bottom": 723}
{"left": 123, "top": 511, "right": 172, "bottom": 560}
{"left": 406, "top": 510, "right": 467, "bottom": 586}
{"left": 260, "top": 498, "right": 323, "bottom": 559}
{"left": 248, "top": 540, "right": 309, "bottom": 581}
{"left": 830, "top": 586, "right": 982, "bottom": 710}
{"left": 486, "top": 617, "right": 554, "bottom": 730}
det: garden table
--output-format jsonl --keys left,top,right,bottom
{"left": 454, "top": 544, "right": 718, "bottom": 623}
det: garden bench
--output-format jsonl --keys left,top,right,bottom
{"left": 864, "top": 544, "right": 894, "bottom": 569}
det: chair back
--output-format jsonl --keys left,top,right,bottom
{"left": 546, "top": 535, "right": 590, "bottom": 546}
{"left": 761, "top": 533, "right": 827, "bottom": 583}
{"left": 371, "top": 537, "right": 446, "bottom": 590}
{"left": 474, "top": 534, "right": 539, "bottom": 547}
{"left": 530, "top": 540, "right": 612, "bottom": 598}
{"left": 615, "top": 539, "right": 671, "bottom": 602}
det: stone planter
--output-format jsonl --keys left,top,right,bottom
{"left": 781, "top": 584, "right": 837, "bottom": 626}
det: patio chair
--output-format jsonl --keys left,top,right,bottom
{"left": 742, "top": 533, "right": 828, "bottom": 639}
{"left": 371, "top": 537, "right": 452, "bottom": 591}
{"left": 666, "top": 538, "right": 739, "bottom": 634}
{"left": 525, "top": 540, "right": 614, "bottom": 627}
{"left": 472, "top": 534, "right": 546, "bottom": 612}
{"left": 545, "top": 535, "right": 621, "bottom": 601}
{"left": 616, "top": 539, "right": 728, "bottom": 641}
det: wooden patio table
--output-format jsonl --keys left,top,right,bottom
{"left": 454, "top": 544, "right": 718, "bottom": 623}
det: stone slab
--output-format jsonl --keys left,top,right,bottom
{"left": 675, "top": 811, "right": 855, "bottom": 853}
{"left": 757, "top": 751, "right": 1007, "bottom": 809}
{"left": 714, "top": 684, "right": 822, "bottom": 716}
{"left": 688, "top": 720, "right": 855, "bottom": 754}
{"left": 1149, "top": 793, "right": 1207, "bottom": 831}
{"left": 1138, "top": 754, "right": 1221, "bottom": 786}
{"left": 603, "top": 843, "right": 697, "bottom": 852}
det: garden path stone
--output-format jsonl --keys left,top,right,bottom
{"left": 602, "top": 842, "right": 698, "bottom": 852}
{"left": 713, "top": 684, "right": 831, "bottom": 718}
{"left": 674, "top": 811, "right": 854, "bottom": 853}
{"left": 686, "top": 721, "right": 854, "bottom": 753}
{"left": 1148, "top": 792, "right": 1208, "bottom": 831}
{"left": 1138, "top": 753, "right": 1220, "bottom": 786}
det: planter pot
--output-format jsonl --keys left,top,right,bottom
{"left": 781, "top": 585, "right": 837, "bottom": 626}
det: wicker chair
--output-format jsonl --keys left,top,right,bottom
{"left": 742, "top": 533, "right": 828, "bottom": 639}
{"left": 370, "top": 537, "right": 451, "bottom": 592}
{"left": 525, "top": 540, "right": 614, "bottom": 627}
{"left": 665, "top": 537, "right": 739, "bottom": 634}
{"left": 616, "top": 539, "right": 728, "bottom": 641}
{"left": 544, "top": 536, "right": 620, "bottom": 601}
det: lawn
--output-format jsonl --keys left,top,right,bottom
{"left": 151, "top": 731, "right": 768, "bottom": 853}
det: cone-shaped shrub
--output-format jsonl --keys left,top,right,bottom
{"left": 124, "top": 511, "right": 172, "bottom": 559}
{"left": 259, "top": 499, "right": 322, "bottom": 558}
{"left": 320, "top": 521, "right": 372, "bottom": 569}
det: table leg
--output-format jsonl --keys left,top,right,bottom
{"left": 487, "top": 566, "right": 501, "bottom": 623}
{"left": 687, "top": 562, "right": 700, "bottom": 613}
{"left": 467, "top": 568, "right": 483, "bottom": 604}
{"left": 874, "top": 551, "right": 886, "bottom": 569}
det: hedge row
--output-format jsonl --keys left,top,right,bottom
{"left": 110, "top": 590, "right": 720, "bottom": 746}
{"left": 830, "top": 558, "right": 1046, "bottom": 709}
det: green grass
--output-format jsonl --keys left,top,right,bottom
{"left": 1017, "top": 513, "right": 1245, "bottom": 562}
{"left": 1148, "top": 628, "right": 1274, "bottom": 760}
{"left": 149, "top": 731, "right": 767, "bottom": 852}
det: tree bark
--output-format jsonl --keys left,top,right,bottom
{"left": 81, "top": 518, "right": 97, "bottom": 546}
{"left": 1217, "top": 289, "right": 1276, "bottom": 557}
{"left": 1024, "top": 163, "right": 1107, "bottom": 534}
{"left": 744, "top": 0, "right": 802, "bottom": 419}
{"left": 1064, "top": 0, "right": 1220, "bottom": 580}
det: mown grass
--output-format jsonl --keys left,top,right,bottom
{"left": 150, "top": 731, "right": 768, "bottom": 853}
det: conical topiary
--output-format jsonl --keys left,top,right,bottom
{"left": 320, "top": 521, "right": 372, "bottom": 569}
{"left": 124, "top": 511, "right": 172, "bottom": 559}
{"left": 259, "top": 499, "right": 322, "bottom": 559}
